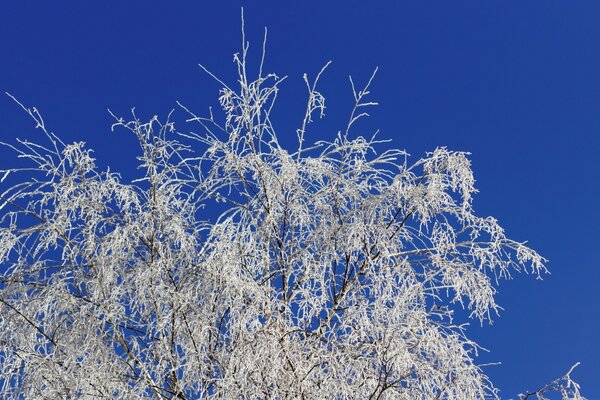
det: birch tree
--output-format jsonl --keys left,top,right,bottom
{"left": 0, "top": 22, "right": 584, "bottom": 400}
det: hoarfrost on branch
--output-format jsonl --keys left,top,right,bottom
{"left": 0, "top": 21, "right": 584, "bottom": 400}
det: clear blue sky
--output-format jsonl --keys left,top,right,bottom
{"left": 1, "top": 1, "right": 598, "bottom": 397}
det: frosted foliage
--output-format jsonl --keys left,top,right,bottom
{"left": 0, "top": 29, "right": 584, "bottom": 400}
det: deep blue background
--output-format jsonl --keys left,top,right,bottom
{"left": 1, "top": 1, "right": 598, "bottom": 397}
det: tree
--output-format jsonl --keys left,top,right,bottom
{"left": 0, "top": 19, "right": 584, "bottom": 400}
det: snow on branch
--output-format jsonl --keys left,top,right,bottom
{"left": 0, "top": 16, "right": 584, "bottom": 400}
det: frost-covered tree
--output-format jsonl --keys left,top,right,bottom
{"left": 0, "top": 19, "right": 584, "bottom": 400}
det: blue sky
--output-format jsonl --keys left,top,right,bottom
{"left": 1, "top": 1, "right": 598, "bottom": 397}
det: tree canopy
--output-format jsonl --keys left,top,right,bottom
{"left": 0, "top": 19, "right": 584, "bottom": 400}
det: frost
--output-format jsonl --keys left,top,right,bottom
{"left": 0, "top": 20, "right": 583, "bottom": 400}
